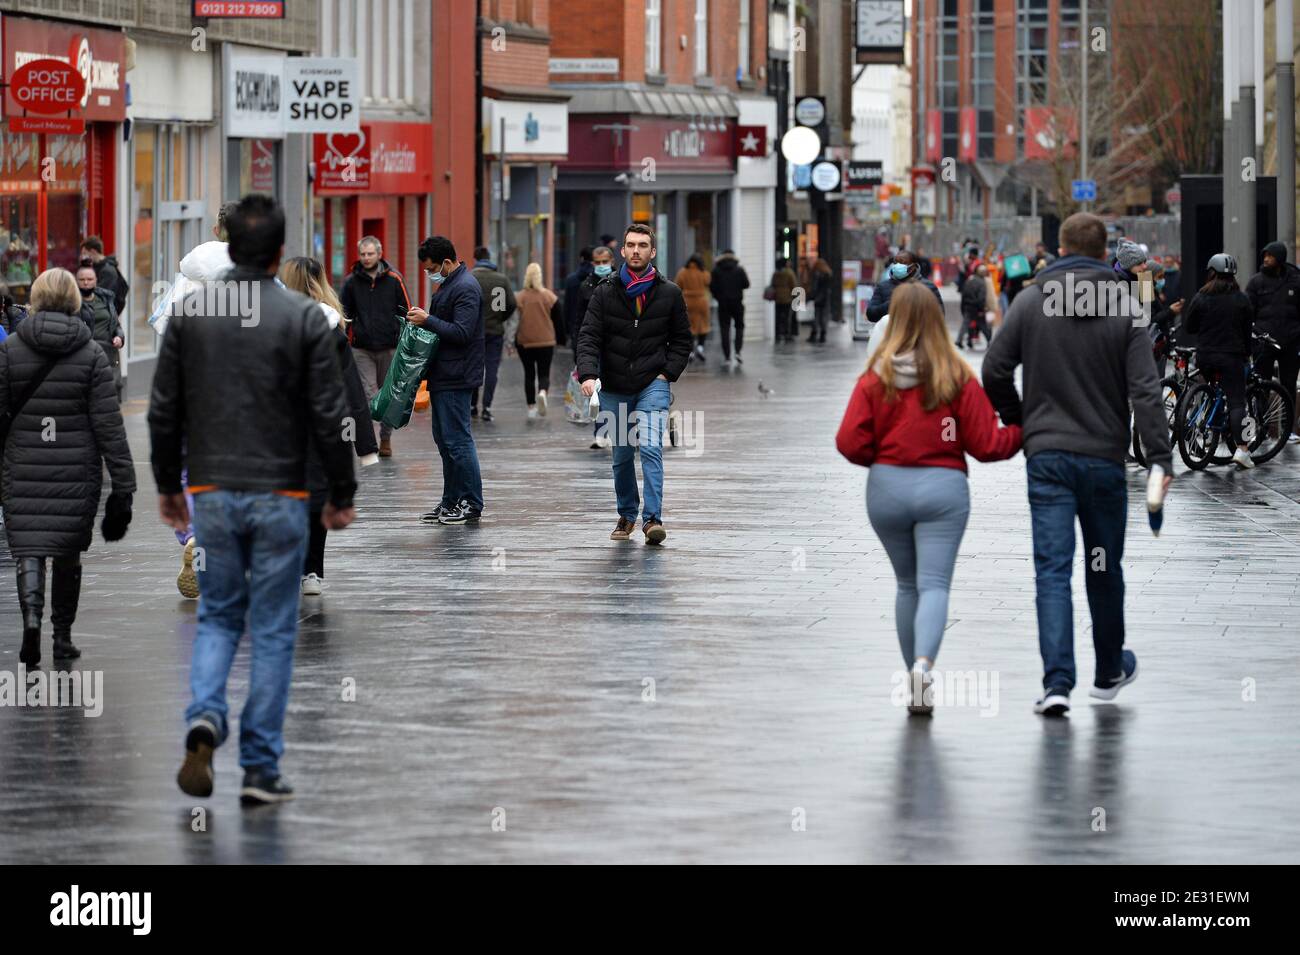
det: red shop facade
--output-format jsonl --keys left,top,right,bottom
{"left": 312, "top": 119, "right": 433, "bottom": 305}
{"left": 0, "top": 15, "right": 125, "bottom": 303}
{"left": 555, "top": 113, "right": 738, "bottom": 281}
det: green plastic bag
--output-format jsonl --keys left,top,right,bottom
{"left": 369, "top": 322, "right": 439, "bottom": 430}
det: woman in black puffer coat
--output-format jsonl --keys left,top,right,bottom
{"left": 0, "top": 268, "right": 136, "bottom": 666}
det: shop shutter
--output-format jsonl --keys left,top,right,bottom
{"left": 737, "top": 188, "right": 767, "bottom": 342}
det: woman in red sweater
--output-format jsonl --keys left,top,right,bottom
{"left": 836, "top": 284, "right": 1022, "bottom": 715}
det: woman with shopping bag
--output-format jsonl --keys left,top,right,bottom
{"left": 280, "top": 257, "right": 379, "bottom": 595}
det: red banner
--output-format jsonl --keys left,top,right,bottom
{"left": 2, "top": 17, "right": 127, "bottom": 122}
{"left": 564, "top": 116, "right": 735, "bottom": 172}
{"left": 924, "top": 110, "right": 942, "bottom": 164}
{"left": 959, "top": 106, "right": 977, "bottom": 163}
{"left": 313, "top": 121, "right": 431, "bottom": 195}
{"left": 1024, "top": 107, "right": 1076, "bottom": 161}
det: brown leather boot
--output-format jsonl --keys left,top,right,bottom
{"left": 379, "top": 438, "right": 393, "bottom": 457}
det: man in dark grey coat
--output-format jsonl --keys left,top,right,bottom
{"left": 1, "top": 267, "right": 135, "bottom": 667}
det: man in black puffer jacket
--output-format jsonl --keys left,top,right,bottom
{"left": 150, "top": 194, "right": 357, "bottom": 807}
{"left": 1246, "top": 240, "right": 1300, "bottom": 428}
{"left": 1, "top": 267, "right": 135, "bottom": 668}
{"left": 340, "top": 237, "right": 412, "bottom": 457}
{"left": 578, "top": 224, "right": 693, "bottom": 545}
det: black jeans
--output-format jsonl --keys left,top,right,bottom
{"left": 472, "top": 333, "right": 505, "bottom": 412}
{"left": 304, "top": 511, "right": 327, "bottom": 578}
{"left": 1198, "top": 350, "right": 1249, "bottom": 446}
{"left": 519, "top": 345, "right": 554, "bottom": 405}
{"left": 959, "top": 310, "right": 991, "bottom": 347}
{"left": 1256, "top": 334, "right": 1300, "bottom": 429}
{"left": 775, "top": 302, "right": 792, "bottom": 339}
{"left": 717, "top": 300, "right": 744, "bottom": 358}
{"left": 811, "top": 303, "right": 829, "bottom": 340}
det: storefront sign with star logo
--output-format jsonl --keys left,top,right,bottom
{"left": 733, "top": 125, "right": 767, "bottom": 158}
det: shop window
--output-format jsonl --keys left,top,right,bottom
{"left": 130, "top": 126, "right": 157, "bottom": 358}
{"left": 0, "top": 129, "right": 41, "bottom": 304}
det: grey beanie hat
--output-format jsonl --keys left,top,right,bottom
{"left": 1116, "top": 238, "right": 1146, "bottom": 271}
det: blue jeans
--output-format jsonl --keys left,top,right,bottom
{"left": 1027, "top": 450, "right": 1127, "bottom": 692}
{"left": 185, "top": 491, "right": 308, "bottom": 773}
{"left": 598, "top": 378, "right": 670, "bottom": 522}
{"left": 866, "top": 464, "right": 971, "bottom": 667}
{"left": 430, "top": 387, "right": 484, "bottom": 511}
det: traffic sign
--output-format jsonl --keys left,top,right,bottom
{"left": 1072, "top": 179, "right": 1097, "bottom": 202}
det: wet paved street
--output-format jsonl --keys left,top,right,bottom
{"left": 2, "top": 297, "right": 1298, "bottom": 864}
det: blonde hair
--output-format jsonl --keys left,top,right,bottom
{"left": 29, "top": 268, "right": 82, "bottom": 315}
{"left": 523, "top": 262, "right": 545, "bottom": 291}
{"left": 279, "top": 257, "right": 347, "bottom": 323}
{"left": 870, "top": 282, "right": 971, "bottom": 411}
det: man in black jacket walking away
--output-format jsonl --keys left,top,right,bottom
{"left": 150, "top": 195, "right": 357, "bottom": 806}
{"left": 578, "top": 224, "right": 693, "bottom": 544}
{"left": 340, "top": 236, "right": 412, "bottom": 457}
{"left": 710, "top": 249, "right": 750, "bottom": 369}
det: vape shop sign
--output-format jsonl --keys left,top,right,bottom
{"left": 224, "top": 47, "right": 360, "bottom": 138}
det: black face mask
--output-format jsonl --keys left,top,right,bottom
{"left": 80, "top": 288, "right": 95, "bottom": 298}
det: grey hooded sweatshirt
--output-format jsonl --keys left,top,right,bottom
{"left": 981, "top": 254, "right": 1172, "bottom": 471}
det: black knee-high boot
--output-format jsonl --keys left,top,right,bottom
{"left": 51, "top": 556, "right": 82, "bottom": 660}
{"left": 16, "top": 557, "right": 45, "bottom": 667}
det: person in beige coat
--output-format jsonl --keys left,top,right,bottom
{"left": 674, "top": 254, "right": 711, "bottom": 361}
{"left": 513, "top": 262, "right": 561, "bottom": 418}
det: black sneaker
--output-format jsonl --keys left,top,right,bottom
{"left": 470, "top": 406, "right": 479, "bottom": 418}
{"left": 421, "top": 506, "right": 452, "bottom": 524}
{"left": 1033, "top": 686, "right": 1071, "bottom": 717}
{"left": 1090, "top": 649, "right": 1139, "bottom": 701}
{"left": 239, "top": 770, "right": 295, "bottom": 806}
{"left": 439, "top": 502, "right": 482, "bottom": 524}
{"left": 481, "top": 408, "right": 494, "bottom": 422}
{"left": 177, "top": 716, "right": 219, "bottom": 797}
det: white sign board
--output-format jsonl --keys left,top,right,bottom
{"left": 483, "top": 99, "right": 568, "bottom": 156}
{"left": 284, "top": 58, "right": 359, "bottom": 133}
{"left": 224, "top": 48, "right": 285, "bottom": 139}
{"left": 548, "top": 58, "right": 619, "bottom": 74}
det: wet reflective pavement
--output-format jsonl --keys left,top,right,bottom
{"left": 2, "top": 301, "right": 1298, "bottom": 863}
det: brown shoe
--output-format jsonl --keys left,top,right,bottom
{"left": 379, "top": 438, "right": 393, "bottom": 457}
{"left": 642, "top": 519, "right": 666, "bottom": 545}
{"left": 610, "top": 517, "right": 635, "bottom": 541}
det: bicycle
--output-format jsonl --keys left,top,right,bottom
{"left": 1132, "top": 345, "right": 1198, "bottom": 469}
{"left": 1174, "top": 334, "right": 1294, "bottom": 470}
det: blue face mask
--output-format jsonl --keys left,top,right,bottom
{"left": 427, "top": 266, "right": 447, "bottom": 285}
{"left": 888, "top": 263, "right": 911, "bottom": 281}
{"left": 594, "top": 264, "right": 612, "bottom": 276}
{"left": 1155, "top": 278, "right": 1166, "bottom": 291}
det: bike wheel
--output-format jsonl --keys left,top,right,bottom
{"left": 1246, "top": 379, "right": 1295, "bottom": 465}
{"left": 1133, "top": 376, "right": 1181, "bottom": 468}
{"left": 1176, "top": 382, "right": 1221, "bottom": 470}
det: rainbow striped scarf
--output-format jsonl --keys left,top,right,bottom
{"left": 620, "top": 263, "right": 657, "bottom": 316}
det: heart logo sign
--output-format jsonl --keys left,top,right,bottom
{"left": 325, "top": 129, "right": 368, "bottom": 168}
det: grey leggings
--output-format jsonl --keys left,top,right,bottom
{"left": 866, "top": 464, "right": 971, "bottom": 666}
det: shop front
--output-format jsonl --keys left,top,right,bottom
{"left": 125, "top": 35, "right": 219, "bottom": 386}
{"left": 556, "top": 111, "right": 737, "bottom": 280}
{"left": 311, "top": 119, "right": 432, "bottom": 304}
{"left": 0, "top": 15, "right": 126, "bottom": 303}
{"left": 222, "top": 43, "right": 285, "bottom": 201}
{"left": 481, "top": 92, "right": 567, "bottom": 288}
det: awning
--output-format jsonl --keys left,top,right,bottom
{"left": 559, "top": 86, "right": 738, "bottom": 119}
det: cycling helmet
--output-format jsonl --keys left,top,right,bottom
{"left": 1207, "top": 252, "right": 1237, "bottom": 275}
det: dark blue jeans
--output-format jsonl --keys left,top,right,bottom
{"left": 186, "top": 491, "right": 308, "bottom": 773}
{"left": 430, "top": 387, "right": 484, "bottom": 511}
{"left": 1027, "top": 450, "right": 1127, "bottom": 692}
